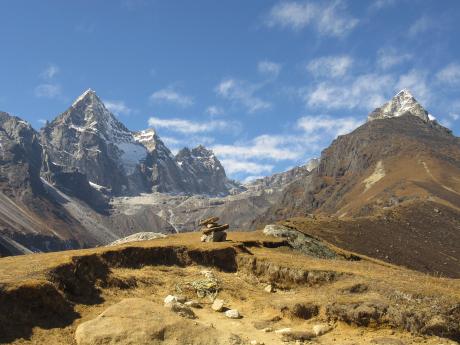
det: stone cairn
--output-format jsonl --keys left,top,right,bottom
{"left": 199, "top": 217, "right": 229, "bottom": 242}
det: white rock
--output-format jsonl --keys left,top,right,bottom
{"left": 184, "top": 300, "right": 202, "bottom": 308}
{"left": 211, "top": 299, "right": 225, "bottom": 312}
{"left": 250, "top": 341, "right": 264, "bottom": 345}
{"left": 262, "top": 327, "right": 273, "bottom": 333}
{"left": 313, "top": 324, "right": 333, "bottom": 336}
{"left": 274, "top": 327, "right": 292, "bottom": 334}
{"left": 224, "top": 309, "right": 241, "bottom": 319}
{"left": 163, "top": 295, "right": 177, "bottom": 305}
{"left": 264, "top": 284, "right": 274, "bottom": 293}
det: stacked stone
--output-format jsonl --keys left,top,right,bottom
{"left": 199, "top": 217, "right": 229, "bottom": 242}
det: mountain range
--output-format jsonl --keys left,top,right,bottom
{"left": 1, "top": 88, "right": 459, "bottom": 277}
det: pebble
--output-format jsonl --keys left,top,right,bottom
{"left": 274, "top": 327, "right": 292, "bottom": 334}
{"left": 262, "top": 327, "right": 273, "bottom": 333}
{"left": 225, "top": 309, "right": 241, "bottom": 319}
{"left": 250, "top": 340, "right": 265, "bottom": 345}
{"left": 185, "top": 300, "right": 202, "bottom": 308}
{"left": 211, "top": 299, "right": 225, "bottom": 312}
{"left": 264, "top": 284, "right": 275, "bottom": 293}
{"left": 313, "top": 324, "right": 333, "bottom": 336}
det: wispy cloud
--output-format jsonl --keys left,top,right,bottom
{"left": 206, "top": 105, "right": 225, "bottom": 116}
{"left": 150, "top": 88, "right": 194, "bottom": 107}
{"left": 307, "top": 55, "right": 352, "bottom": 78}
{"left": 148, "top": 116, "right": 238, "bottom": 134}
{"left": 34, "top": 84, "right": 62, "bottom": 99}
{"left": 377, "top": 48, "right": 412, "bottom": 70}
{"left": 220, "top": 159, "right": 274, "bottom": 175}
{"left": 258, "top": 60, "right": 282, "bottom": 78}
{"left": 436, "top": 63, "right": 460, "bottom": 85}
{"left": 104, "top": 100, "right": 133, "bottom": 116}
{"left": 369, "top": 0, "right": 397, "bottom": 10}
{"left": 216, "top": 78, "right": 271, "bottom": 113}
{"left": 213, "top": 135, "right": 304, "bottom": 161}
{"left": 306, "top": 73, "right": 394, "bottom": 110}
{"left": 35, "top": 64, "right": 62, "bottom": 99}
{"left": 408, "top": 16, "right": 433, "bottom": 37}
{"left": 40, "top": 64, "right": 59, "bottom": 80}
{"left": 266, "top": 0, "right": 358, "bottom": 37}
{"left": 396, "top": 69, "right": 431, "bottom": 104}
{"left": 297, "top": 115, "right": 362, "bottom": 137}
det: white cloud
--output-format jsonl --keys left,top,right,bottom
{"left": 148, "top": 116, "right": 236, "bottom": 134}
{"left": 306, "top": 73, "right": 393, "bottom": 110}
{"left": 220, "top": 159, "right": 274, "bottom": 175}
{"left": 377, "top": 48, "right": 412, "bottom": 70}
{"left": 408, "top": 16, "right": 433, "bottom": 37}
{"left": 213, "top": 134, "right": 305, "bottom": 161}
{"left": 206, "top": 105, "right": 225, "bottom": 116}
{"left": 297, "top": 115, "right": 362, "bottom": 136}
{"left": 243, "top": 175, "right": 265, "bottom": 183}
{"left": 34, "top": 84, "right": 62, "bottom": 99}
{"left": 258, "top": 60, "right": 282, "bottom": 78}
{"left": 150, "top": 88, "right": 193, "bottom": 107}
{"left": 104, "top": 100, "right": 133, "bottom": 116}
{"left": 40, "top": 64, "right": 59, "bottom": 80}
{"left": 266, "top": 0, "right": 358, "bottom": 37}
{"left": 37, "top": 119, "right": 48, "bottom": 125}
{"left": 436, "top": 63, "right": 460, "bottom": 85}
{"left": 307, "top": 55, "right": 352, "bottom": 78}
{"left": 396, "top": 69, "right": 430, "bottom": 104}
{"left": 216, "top": 78, "right": 271, "bottom": 113}
{"left": 449, "top": 113, "right": 459, "bottom": 121}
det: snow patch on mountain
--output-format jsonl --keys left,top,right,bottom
{"left": 368, "top": 89, "right": 430, "bottom": 122}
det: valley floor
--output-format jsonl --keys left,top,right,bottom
{"left": 0, "top": 232, "right": 459, "bottom": 345}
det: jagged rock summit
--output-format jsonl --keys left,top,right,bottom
{"left": 367, "top": 89, "right": 430, "bottom": 123}
{"left": 40, "top": 89, "right": 239, "bottom": 196}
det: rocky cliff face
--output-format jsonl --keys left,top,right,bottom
{"left": 40, "top": 89, "right": 149, "bottom": 195}
{"left": 175, "top": 146, "right": 241, "bottom": 196}
{"left": 0, "top": 112, "right": 43, "bottom": 196}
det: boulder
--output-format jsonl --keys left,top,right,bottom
{"left": 201, "top": 231, "right": 227, "bottom": 243}
{"left": 75, "top": 298, "right": 220, "bottom": 345}
{"left": 263, "top": 224, "right": 338, "bottom": 259}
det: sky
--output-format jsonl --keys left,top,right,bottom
{"left": 1, "top": 0, "right": 460, "bottom": 182}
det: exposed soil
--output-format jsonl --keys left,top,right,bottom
{"left": 0, "top": 232, "right": 459, "bottom": 345}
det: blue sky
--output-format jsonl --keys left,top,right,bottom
{"left": 1, "top": 0, "right": 460, "bottom": 182}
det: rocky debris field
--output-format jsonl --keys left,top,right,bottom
{"left": 0, "top": 231, "right": 459, "bottom": 345}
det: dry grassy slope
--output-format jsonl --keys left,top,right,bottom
{"left": 0, "top": 232, "right": 459, "bottom": 345}
{"left": 256, "top": 115, "right": 460, "bottom": 277}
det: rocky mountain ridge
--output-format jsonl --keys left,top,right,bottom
{"left": 41, "top": 89, "right": 239, "bottom": 197}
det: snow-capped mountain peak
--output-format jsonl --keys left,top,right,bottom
{"left": 368, "top": 89, "right": 430, "bottom": 122}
